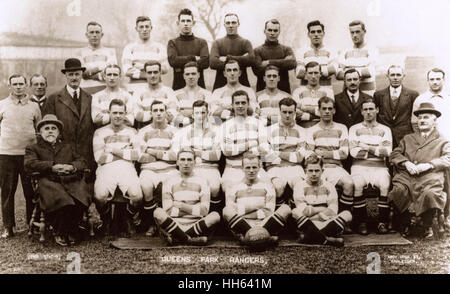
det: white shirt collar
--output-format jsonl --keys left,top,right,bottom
{"left": 31, "top": 95, "right": 46, "bottom": 103}
{"left": 347, "top": 90, "right": 359, "bottom": 102}
{"left": 66, "top": 85, "right": 80, "bottom": 98}
{"left": 425, "top": 86, "right": 450, "bottom": 98}
{"left": 390, "top": 85, "right": 402, "bottom": 97}
{"left": 421, "top": 130, "right": 432, "bottom": 138}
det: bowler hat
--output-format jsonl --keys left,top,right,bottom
{"left": 413, "top": 102, "right": 441, "bottom": 118}
{"left": 37, "top": 114, "right": 64, "bottom": 132}
{"left": 61, "top": 58, "right": 86, "bottom": 74}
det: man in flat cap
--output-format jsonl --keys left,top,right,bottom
{"left": 389, "top": 102, "right": 450, "bottom": 239}
{"left": 43, "top": 58, "right": 96, "bottom": 183}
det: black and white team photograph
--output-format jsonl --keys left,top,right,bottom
{"left": 0, "top": 0, "right": 449, "bottom": 278}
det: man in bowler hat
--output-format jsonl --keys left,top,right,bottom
{"left": 43, "top": 58, "right": 96, "bottom": 183}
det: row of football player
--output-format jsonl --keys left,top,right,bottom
{"left": 75, "top": 11, "right": 377, "bottom": 96}
{"left": 28, "top": 59, "right": 412, "bottom": 133}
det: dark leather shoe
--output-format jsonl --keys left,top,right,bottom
{"left": 55, "top": 235, "right": 68, "bottom": 246}
{"left": 296, "top": 231, "right": 306, "bottom": 243}
{"left": 444, "top": 217, "right": 450, "bottom": 232}
{"left": 186, "top": 236, "right": 208, "bottom": 246}
{"left": 437, "top": 213, "right": 445, "bottom": 237}
{"left": 267, "top": 236, "right": 279, "bottom": 247}
{"left": 357, "top": 223, "right": 369, "bottom": 235}
{"left": 145, "top": 225, "right": 157, "bottom": 237}
{"left": 237, "top": 234, "right": 247, "bottom": 246}
{"left": 377, "top": 223, "right": 389, "bottom": 234}
{"left": 325, "top": 237, "right": 344, "bottom": 247}
{"left": 67, "top": 234, "right": 77, "bottom": 246}
{"left": 343, "top": 224, "right": 353, "bottom": 235}
{"left": 423, "top": 227, "right": 434, "bottom": 240}
{"left": 1, "top": 228, "right": 14, "bottom": 238}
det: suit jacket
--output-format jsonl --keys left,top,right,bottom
{"left": 42, "top": 87, "right": 95, "bottom": 174}
{"left": 374, "top": 86, "right": 419, "bottom": 147}
{"left": 334, "top": 90, "right": 372, "bottom": 129}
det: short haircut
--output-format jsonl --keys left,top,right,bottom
{"left": 9, "top": 74, "right": 27, "bottom": 85}
{"left": 151, "top": 100, "right": 166, "bottom": 110}
{"left": 183, "top": 61, "right": 199, "bottom": 73}
{"left": 361, "top": 97, "right": 377, "bottom": 108}
{"left": 305, "top": 61, "right": 320, "bottom": 70}
{"left": 30, "top": 74, "right": 47, "bottom": 86}
{"left": 264, "top": 18, "right": 280, "bottom": 30}
{"left": 224, "top": 13, "right": 239, "bottom": 23}
{"left": 109, "top": 98, "right": 126, "bottom": 111}
{"left": 86, "top": 21, "right": 102, "bottom": 30}
{"left": 231, "top": 90, "right": 249, "bottom": 104}
{"left": 264, "top": 65, "right": 280, "bottom": 74}
{"left": 103, "top": 64, "right": 122, "bottom": 75}
{"left": 387, "top": 64, "right": 404, "bottom": 75}
{"left": 178, "top": 8, "right": 194, "bottom": 21}
{"left": 177, "top": 148, "right": 195, "bottom": 160}
{"left": 279, "top": 97, "right": 297, "bottom": 109}
{"left": 224, "top": 59, "right": 240, "bottom": 69}
{"left": 305, "top": 153, "right": 323, "bottom": 168}
{"left": 242, "top": 152, "right": 259, "bottom": 165}
{"left": 349, "top": 20, "right": 366, "bottom": 31}
{"left": 144, "top": 60, "right": 161, "bottom": 72}
{"left": 192, "top": 99, "right": 208, "bottom": 109}
{"left": 136, "top": 16, "right": 151, "bottom": 26}
{"left": 318, "top": 96, "right": 335, "bottom": 108}
{"left": 344, "top": 68, "right": 361, "bottom": 79}
{"left": 307, "top": 20, "right": 324, "bottom": 32}
{"left": 427, "top": 68, "right": 445, "bottom": 80}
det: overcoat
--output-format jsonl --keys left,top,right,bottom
{"left": 42, "top": 87, "right": 96, "bottom": 174}
{"left": 25, "top": 137, "right": 91, "bottom": 213}
{"left": 389, "top": 129, "right": 450, "bottom": 215}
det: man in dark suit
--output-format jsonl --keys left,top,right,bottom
{"left": 334, "top": 68, "right": 372, "bottom": 129}
{"left": 43, "top": 58, "right": 96, "bottom": 182}
{"left": 374, "top": 65, "right": 419, "bottom": 148}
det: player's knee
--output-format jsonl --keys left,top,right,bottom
{"left": 338, "top": 210, "right": 352, "bottom": 223}
{"left": 291, "top": 207, "right": 304, "bottom": 220}
{"left": 222, "top": 206, "right": 235, "bottom": 222}
{"left": 352, "top": 176, "right": 365, "bottom": 191}
{"left": 210, "top": 183, "right": 220, "bottom": 198}
{"left": 276, "top": 204, "right": 292, "bottom": 220}
{"left": 129, "top": 193, "right": 143, "bottom": 207}
{"left": 379, "top": 181, "right": 390, "bottom": 195}
{"left": 205, "top": 211, "right": 221, "bottom": 226}
{"left": 153, "top": 208, "right": 167, "bottom": 224}
{"left": 341, "top": 176, "right": 354, "bottom": 192}
{"left": 221, "top": 182, "right": 231, "bottom": 194}
{"left": 140, "top": 180, "right": 154, "bottom": 192}
{"left": 93, "top": 185, "right": 110, "bottom": 204}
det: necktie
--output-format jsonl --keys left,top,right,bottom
{"left": 351, "top": 94, "right": 356, "bottom": 105}
{"left": 73, "top": 91, "right": 81, "bottom": 113}
{"left": 391, "top": 89, "right": 399, "bottom": 111}
{"left": 392, "top": 89, "right": 398, "bottom": 100}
